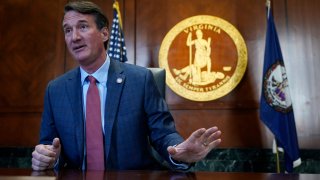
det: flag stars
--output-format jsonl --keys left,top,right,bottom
{"left": 107, "top": 5, "right": 127, "bottom": 62}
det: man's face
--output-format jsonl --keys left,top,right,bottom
{"left": 62, "top": 11, "right": 108, "bottom": 67}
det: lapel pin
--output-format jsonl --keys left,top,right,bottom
{"left": 116, "top": 78, "right": 123, "bottom": 84}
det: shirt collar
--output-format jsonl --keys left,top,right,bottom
{"left": 80, "top": 55, "right": 110, "bottom": 86}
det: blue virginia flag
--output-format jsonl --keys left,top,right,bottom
{"left": 107, "top": 1, "right": 127, "bottom": 62}
{"left": 260, "top": 3, "right": 300, "bottom": 173}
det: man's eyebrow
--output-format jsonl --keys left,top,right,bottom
{"left": 63, "top": 20, "right": 89, "bottom": 28}
{"left": 78, "top": 20, "right": 89, "bottom": 23}
{"left": 63, "top": 24, "right": 69, "bottom": 29}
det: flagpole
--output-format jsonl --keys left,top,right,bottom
{"left": 266, "top": 0, "right": 271, "bottom": 18}
{"left": 274, "top": 139, "right": 281, "bottom": 173}
{"left": 266, "top": 0, "right": 281, "bottom": 173}
{"left": 113, "top": 0, "right": 123, "bottom": 29}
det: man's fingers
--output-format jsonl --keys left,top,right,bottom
{"left": 32, "top": 150, "right": 56, "bottom": 164}
{"left": 32, "top": 149, "right": 56, "bottom": 171}
{"left": 202, "top": 126, "right": 219, "bottom": 139}
{"left": 201, "top": 127, "right": 220, "bottom": 145}
{"left": 207, "top": 129, "right": 221, "bottom": 140}
{"left": 190, "top": 128, "right": 206, "bottom": 139}
{"left": 32, "top": 139, "right": 60, "bottom": 171}
{"left": 208, "top": 138, "right": 222, "bottom": 148}
{"left": 32, "top": 156, "right": 50, "bottom": 167}
{"left": 190, "top": 127, "right": 219, "bottom": 141}
{"left": 205, "top": 129, "right": 222, "bottom": 147}
{"left": 35, "top": 145, "right": 56, "bottom": 158}
{"left": 32, "top": 164, "right": 47, "bottom": 171}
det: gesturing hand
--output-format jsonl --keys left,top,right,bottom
{"left": 167, "top": 127, "right": 221, "bottom": 163}
{"left": 32, "top": 138, "right": 61, "bottom": 171}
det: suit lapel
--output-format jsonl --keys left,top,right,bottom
{"left": 104, "top": 60, "right": 125, "bottom": 162}
{"left": 65, "top": 68, "right": 84, "bottom": 166}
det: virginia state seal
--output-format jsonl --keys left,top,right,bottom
{"left": 159, "top": 15, "right": 247, "bottom": 101}
{"left": 263, "top": 61, "right": 293, "bottom": 113}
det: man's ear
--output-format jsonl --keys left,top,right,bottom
{"left": 101, "top": 27, "right": 109, "bottom": 42}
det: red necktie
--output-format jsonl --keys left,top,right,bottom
{"left": 86, "top": 76, "right": 105, "bottom": 170}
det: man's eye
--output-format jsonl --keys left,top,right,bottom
{"left": 80, "top": 25, "right": 88, "bottom": 30}
{"left": 64, "top": 28, "right": 71, "bottom": 34}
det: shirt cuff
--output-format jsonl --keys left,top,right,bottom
{"left": 53, "top": 157, "right": 59, "bottom": 169}
{"left": 168, "top": 144, "right": 193, "bottom": 170}
{"left": 169, "top": 155, "right": 190, "bottom": 170}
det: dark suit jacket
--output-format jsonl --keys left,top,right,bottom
{"left": 39, "top": 59, "right": 184, "bottom": 170}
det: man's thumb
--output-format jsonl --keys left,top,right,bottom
{"left": 52, "top": 138, "right": 60, "bottom": 149}
{"left": 167, "top": 146, "right": 177, "bottom": 155}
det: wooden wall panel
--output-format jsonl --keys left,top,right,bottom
{"left": 0, "top": 0, "right": 66, "bottom": 146}
{"left": 0, "top": 113, "right": 41, "bottom": 146}
{"left": 0, "top": 0, "right": 66, "bottom": 111}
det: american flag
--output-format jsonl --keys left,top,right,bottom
{"left": 107, "top": 1, "right": 127, "bottom": 62}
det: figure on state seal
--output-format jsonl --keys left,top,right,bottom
{"left": 173, "top": 29, "right": 224, "bottom": 85}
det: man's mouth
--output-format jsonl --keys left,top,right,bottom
{"left": 73, "top": 45, "right": 86, "bottom": 52}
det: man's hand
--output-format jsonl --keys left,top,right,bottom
{"left": 167, "top": 127, "right": 221, "bottom": 163}
{"left": 32, "top": 138, "right": 61, "bottom": 171}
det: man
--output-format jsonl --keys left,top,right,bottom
{"left": 32, "top": 1, "right": 221, "bottom": 171}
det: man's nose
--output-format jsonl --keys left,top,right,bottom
{"left": 71, "top": 30, "right": 81, "bottom": 41}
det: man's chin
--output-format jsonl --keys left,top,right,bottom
{"left": 72, "top": 53, "right": 89, "bottom": 63}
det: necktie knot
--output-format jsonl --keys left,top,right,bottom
{"left": 87, "top": 75, "right": 97, "bottom": 84}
